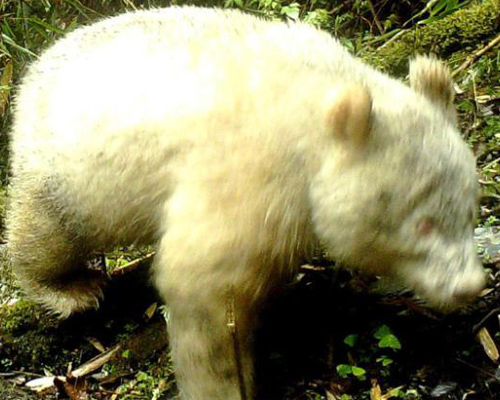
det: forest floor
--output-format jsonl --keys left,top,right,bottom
{"left": 1, "top": 1, "right": 500, "bottom": 399}
{"left": 0, "top": 243, "right": 500, "bottom": 400}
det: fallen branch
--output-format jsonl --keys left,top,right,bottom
{"left": 71, "top": 344, "right": 121, "bottom": 378}
{"left": 110, "top": 252, "right": 155, "bottom": 277}
{"left": 452, "top": 32, "right": 500, "bottom": 77}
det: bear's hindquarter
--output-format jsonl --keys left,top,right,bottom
{"left": 11, "top": 8, "right": 329, "bottom": 252}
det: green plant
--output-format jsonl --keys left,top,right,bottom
{"left": 428, "top": 0, "right": 471, "bottom": 21}
{"left": 374, "top": 325, "right": 402, "bottom": 350}
{"left": 115, "top": 370, "right": 169, "bottom": 400}
{"left": 336, "top": 363, "right": 367, "bottom": 381}
{"left": 483, "top": 215, "right": 499, "bottom": 227}
{"left": 122, "top": 349, "right": 131, "bottom": 359}
{"left": 344, "top": 333, "right": 358, "bottom": 348}
{"left": 337, "top": 325, "right": 402, "bottom": 386}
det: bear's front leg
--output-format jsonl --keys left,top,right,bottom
{"left": 153, "top": 214, "right": 260, "bottom": 399}
{"left": 165, "top": 287, "right": 255, "bottom": 400}
{"left": 152, "top": 156, "right": 308, "bottom": 398}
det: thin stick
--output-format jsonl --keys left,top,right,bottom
{"left": 455, "top": 358, "right": 500, "bottom": 381}
{"left": 452, "top": 33, "right": 500, "bottom": 78}
{"left": 472, "top": 307, "right": 500, "bottom": 334}
{"left": 367, "top": 0, "right": 384, "bottom": 35}
{"left": 0, "top": 371, "right": 44, "bottom": 378}
{"left": 71, "top": 344, "right": 121, "bottom": 378}
{"left": 378, "top": 29, "right": 406, "bottom": 50}
{"left": 402, "top": 0, "right": 439, "bottom": 28}
{"left": 482, "top": 156, "right": 500, "bottom": 171}
{"left": 110, "top": 252, "right": 155, "bottom": 277}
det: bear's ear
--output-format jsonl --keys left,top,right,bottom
{"left": 327, "top": 84, "right": 372, "bottom": 147}
{"left": 409, "top": 55, "right": 454, "bottom": 109}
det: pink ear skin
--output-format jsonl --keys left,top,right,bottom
{"left": 327, "top": 85, "right": 372, "bottom": 149}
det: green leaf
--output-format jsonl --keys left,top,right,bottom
{"left": 280, "top": 3, "right": 300, "bottom": 21}
{"left": 376, "top": 356, "right": 393, "bottom": 367}
{"left": 27, "top": 17, "right": 65, "bottom": 35}
{"left": 378, "top": 334, "right": 402, "bottom": 350}
{"left": 388, "top": 388, "right": 406, "bottom": 397}
{"left": 344, "top": 334, "right": 358, "bottom": 347}
{"left": 122, "top": 349, "right": 131, "bottom": 359}
{"left": 351, "top": 366, "right": 366, "bottom": 377}
{"left": 136, "top": 371, "right": 149, "bottom": 381}
{"left": 373, "top": 325, "right": 392, "bottom": 340}
{"left": 1, "top": 34, "right": 38, "bottom": 57}
{"left": 383, "top": 358, "right": 393, "bottom": 366}
{"left": 336, "top": 364, "right": 352, "bottom": 377}
{"left": 430, "top": 0, "right": 449, "bottom": 17}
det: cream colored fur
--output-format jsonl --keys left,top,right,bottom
{"left": 7, "top": 7, "right": 485, "bottom": 399}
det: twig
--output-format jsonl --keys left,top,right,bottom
{"left": 471, "top": 70, "right": 479, "bottom": 126}
{"left": 329, "top": 3, "right": 345, "bottom": 16}
{"left": 452, "top": 33, "right": 500, "bottom": 78}
{"left": 366, "top": 0, "right": 384, "bottom": 35}
{"left": 455, "top": 358, "right": 500, "bottom": 381}
{"left": 378, "top": 29, "right": 406, "bottom": 50}
{"left": 482, "top": 156, "right": 500, "bottom": 171}
{"left": 71, "top": 344, "right": 121, "bottom": 378}
{"left": 300, "top": 264, "right": 327, "bottom": 272}
{"left": 402, "top": 0, "right": 440, "bottom": 28}
{"left": 365, "top": 28, "right": 401, "bottom": 45}
{"left": 110, "top": 252, "right": 155, "bottom": 277}
{"left": 472, "top": 307, "right": 500, "bottom": 334}
{"left": 0, "top": 371, "right": 44, "bottom": 378}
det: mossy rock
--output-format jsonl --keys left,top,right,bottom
{"left": 0, "top": 300, "right": 82, "bottom": 371}
{"left": 362, "top": 0, "right": 500, "bottom": 76}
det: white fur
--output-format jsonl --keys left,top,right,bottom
{"left": 7, "top": 7, "right": 485, "bottom": 399}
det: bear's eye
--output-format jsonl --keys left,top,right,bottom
{"left": 416, "top": 217, "right": 435, "bottom": 236}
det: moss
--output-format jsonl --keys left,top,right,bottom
{"left": 0, "top": 300, "right": 66, "bottom": 370}
{"left": 362, "top": 0, "right": 500, "bottom": 76}
{"left": 0, "top": 379, "right": 39, "bottom": 400}
{"left": 0, "top": 300, "right": 42, "bottom": 335}
{"left": 0, "top": 185, "right": 8, "bottom": 237}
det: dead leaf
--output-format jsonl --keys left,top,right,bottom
{"left": 477, "top": 327, "right": 499, "bottom": 362}
{"left": 87, "top": 337, "right": 106, "bottom": 353}
{"left": 26, "top": 376, "right": 61, "bottom": 392}
{"left": 144, "top": 302, "right": 157, "bottom": 320}
{"left": 370, "top": 379, "right": 382, "bottom": 400}
{"left": 480, "top": 288, "right": 494, "bottom": 297}
{"left": 476, "top": 94, "right": 494, "bottom": 104}
{"left": 326, "top": 390, "right": 339, "bottom": 400}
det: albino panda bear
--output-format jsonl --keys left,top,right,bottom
{"left": 7, "top": 7, "right": 484, "bottom": 399}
